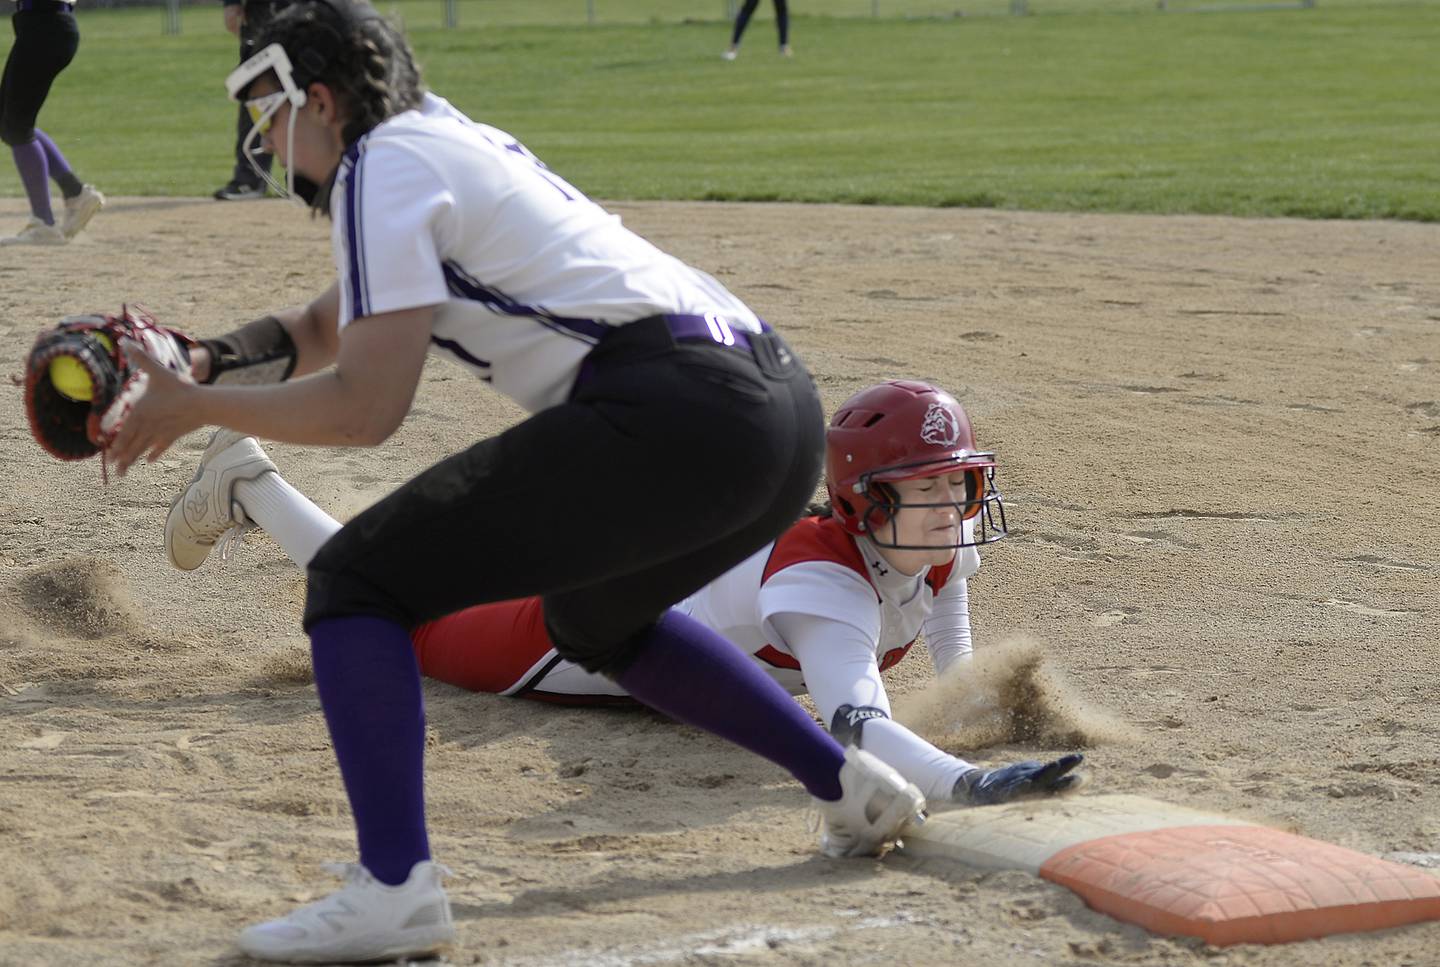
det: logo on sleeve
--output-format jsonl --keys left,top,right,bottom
{"left": 844, "top": 706, "right": 888, "bottom": 728}
{"left": 830, "top": 703, "right": 891, "bottom": 746}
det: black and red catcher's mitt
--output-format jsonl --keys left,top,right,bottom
{"left": 23, "top": 305, "right": 197, "bottom": 465}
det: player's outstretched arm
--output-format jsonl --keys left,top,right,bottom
{"left": 108, "top": 302, "right": 433, "bottom": 475}
{"left": 774, "top": 611, "right": 1086, "bottom": 807}
{"left": 922, "top": 575, "right": 973, "bottom": 676}
{"left": 775, "top": 609, "right": 985, "bottom": 801}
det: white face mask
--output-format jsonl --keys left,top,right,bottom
{"left": 225, "top": 42, "right": 309, "bottom": 205}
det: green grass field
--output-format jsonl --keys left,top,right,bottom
{"left": 2, "top": 0, "right": 1437, "bottom": 218}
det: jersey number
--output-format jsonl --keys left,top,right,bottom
{"left": 504, "top": 141, "right": 579, "bottom": 201}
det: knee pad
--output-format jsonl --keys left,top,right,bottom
{"left": 543, "top": 604, "right": 657, "bottom": 678}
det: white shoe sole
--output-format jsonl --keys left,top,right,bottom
{"left": 238, "top": 923, "right": 454, "bottom": 964}
{"left": 0, "top": 229, "right": 65, "bottom": 246}
{"left": 237, "top": 862, "right": 455, "bottom": 964}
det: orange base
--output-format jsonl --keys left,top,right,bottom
{"left": 1040, "top": 824, "right": 1440, "bottom": 945}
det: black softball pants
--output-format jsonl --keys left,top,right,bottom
{"left": 732, "top": 0, "right": 789, "bottom": 47}
{"left": 0, "top": 6, "right": 77, "bottom": 147}
{"left": 304, "top": 316, "right": 825, "bottom": 676}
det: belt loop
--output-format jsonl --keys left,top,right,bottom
{"left": 662, "top": 313, "right": 766, "bottom": 352}
{"left": 703, "top": 313, "right": 736, "bottom": 347}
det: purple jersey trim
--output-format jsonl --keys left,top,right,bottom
{"left": 430, "top": 335, "right": 491, "bottom": 377}
{"left": 441, "top": 261, "right": 612, "bottom": 344}
{"left": 342, "top": 141, "right": 370, "bottom": 320}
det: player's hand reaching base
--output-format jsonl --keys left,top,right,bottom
{"left": 952, "top": 753, "right": 1084, "bottom": 806}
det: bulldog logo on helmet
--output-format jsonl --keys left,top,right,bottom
{"left": 919, "top": 401, "right": 961, "bottom": 447}
{"left": 824, "top": 380, "right": 1008, "bottom": 550}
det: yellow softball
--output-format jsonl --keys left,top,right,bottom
{"left": 48, "top": 331, "right": 114, "bottom": 403}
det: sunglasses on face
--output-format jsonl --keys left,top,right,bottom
{"left": 244, "top": 90, "right": 289, "bottom": 135}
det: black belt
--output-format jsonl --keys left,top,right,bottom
{"left": 14, "top": 0, "right": 74, "bottom": 12}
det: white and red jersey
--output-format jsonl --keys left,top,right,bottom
{"left": 682, "top": 514, "right": 978, "bottom": 693}
{"left": 411, "top": 514, "right": 983, "bottom": 799}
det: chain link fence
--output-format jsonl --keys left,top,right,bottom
{"left": 61, "top": 0, "right": 1360, "bottom": 35}
{"left": 78, "top": 0, "right": 1349, "bottom": 13}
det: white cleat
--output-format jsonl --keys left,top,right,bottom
{"left": 0, "top": 216, "right": 66, "bottom": 246}
{"left": 165, "top": 428, "right": 276, "bottom": 571}
{"left": 238, "top": 860, "right": 455, "bottom": 964}
{"left": 814, "top": 747, "right": 927, "bottom": 858}
{"left": 61, "top": 184, "right": 105, "bottom": 239}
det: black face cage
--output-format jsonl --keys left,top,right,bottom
{"left": 858, "top": 463, "right": 1009, "bottom": 550}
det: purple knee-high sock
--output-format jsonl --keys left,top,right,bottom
{"left": 11, "top": 140, "right": 54, "bottom": 225}
{"left": 34, "top": 130, "right": 82, "bottom": 199}
{"left": 616, "top": 610, "right": 844, "bottom": 800}
{"left": 309, "top": 615, "right": 431, "bottom": 886}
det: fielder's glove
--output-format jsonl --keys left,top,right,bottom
{"left": 952, "top": 753, "right": 1084, "bottom": 806}
{"left": 23, "top": 306, "right": 197, "bottom": 465}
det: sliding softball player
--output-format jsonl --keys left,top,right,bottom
{"left": 171, "top": 379, "right": 1083, "bottom": 809}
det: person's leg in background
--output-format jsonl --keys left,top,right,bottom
{"left": 35, "top": 129, "right": 105, "bottom": 238}
{"left": 775, "top": 0, "right": 792, "bottom": 55}
{"left": 215, "top": 8, "right": 273, "bottom": 200}
{"left": 723, "top": 0, "right": 761, "bottom": 59}
{"left": 0, "top": 7, "right": 83, "bottom": 245}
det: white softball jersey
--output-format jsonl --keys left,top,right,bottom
{"left": 328, "top": 93, "right": 761, "bottom": 413}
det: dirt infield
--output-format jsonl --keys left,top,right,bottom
{"left": 1, "top": 197, "right": 1436, "bottom": 966}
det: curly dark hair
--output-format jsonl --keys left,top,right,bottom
{"left": 255, "top": 0, "right": 424, "bottom": 208}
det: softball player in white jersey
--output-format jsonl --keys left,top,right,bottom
{"left": 106, "top": 2, "right": 931, "bottom": 961}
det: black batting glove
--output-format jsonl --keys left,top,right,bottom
{"left": 952, "top": 753, "right": 1084, "bottom": 806}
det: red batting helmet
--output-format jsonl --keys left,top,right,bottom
{"left": 825, "top": 380, "right": 1007, "bottom": 549}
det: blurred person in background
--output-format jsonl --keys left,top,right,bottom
{"left": 723, "top": 0, "right": 791, "bottom": 60}
{"left": 0, "top": 0, "right": 104, "bottom": 245}
{"left": 213, "top": 0, "right": 288, "bottom": 199}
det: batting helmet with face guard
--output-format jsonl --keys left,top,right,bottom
{"left": 825, "top": 380, "right": 1007, "bottom": 549}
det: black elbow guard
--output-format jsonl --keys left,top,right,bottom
{"left": 200, "top": 315, "right": 298, "bottom": 385}
{"left": 829, "top": 704, "right": 889, "bottom": 748}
